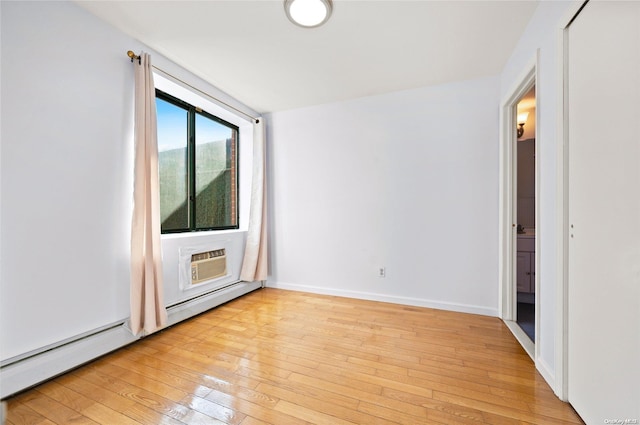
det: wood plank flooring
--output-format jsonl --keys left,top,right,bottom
{"left": 5, "top": 288, "right": 583, "bottom": 424}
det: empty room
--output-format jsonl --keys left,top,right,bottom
{"left": 1, "top": 1, "right": 638, "bottom": 424}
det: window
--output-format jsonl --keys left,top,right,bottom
{"left": 156, "top": 90, "right": 239, "bottom": 233}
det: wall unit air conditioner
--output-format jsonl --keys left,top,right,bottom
{"left": 191, "top": 249, "right": 227, "bottom": 285}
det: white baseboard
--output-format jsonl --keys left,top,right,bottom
{"left": 266, "top": 281, "right": 499, "bottom": 317}
{"left": 535, "top": 355, "right": 556, "bottom": 395}
{"left": 0, "top": 281, "right": 261, "bottom": 399}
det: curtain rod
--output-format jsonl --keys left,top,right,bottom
{"left": 127, "top": 51, "right": 260, "bottom": 124}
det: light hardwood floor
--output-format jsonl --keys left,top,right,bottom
{"left": 5, "top": 288, "right": 583, "bottom": 424}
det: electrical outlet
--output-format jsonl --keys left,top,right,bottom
{"left": 378, "top": 267, "right": 386, "bottom": 278}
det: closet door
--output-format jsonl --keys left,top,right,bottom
{"left": 567, "top": 1, "right": 640, "bottom": 422}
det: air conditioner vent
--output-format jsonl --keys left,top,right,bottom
{"left": 191, "top": 249, "right": 227, "bottom": 285}
{"left": 191, "top": 249, "right": 226, "bottom": 262}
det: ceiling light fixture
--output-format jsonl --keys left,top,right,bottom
{"left": 284, "top": 0, "right": 333, "bottom": 28}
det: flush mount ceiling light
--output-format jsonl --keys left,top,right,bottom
{"left": 284, "top": 0, "right": 333, "bottom": 28}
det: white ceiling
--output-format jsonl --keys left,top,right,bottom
{"left": 76, "top": 0, "right": 539, "bottom": 114}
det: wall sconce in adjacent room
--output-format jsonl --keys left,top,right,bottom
{"left": 517, "top": 112, "right": 529, "bottom": 138}
{"left": 284, "top": 0, "right": 333, "bottom": 28}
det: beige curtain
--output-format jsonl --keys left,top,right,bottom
{"left": 240, "top": 119, "right": 268, "bottom": 282}
{"left": 130, "top": 52, "right": 167, "bottom": 336}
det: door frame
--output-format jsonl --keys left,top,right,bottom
{"left": 498, "top": 53, "right": 539, "bottom": 360}
{"left": 499, "top": 54, "right": 539, "bottom": 355}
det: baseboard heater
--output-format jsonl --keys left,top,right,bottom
{"left": 0, "top": 280, "right": 262, "bottom": 399}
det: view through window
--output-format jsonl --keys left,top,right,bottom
{"left": 156, "top": 90, "right": 239, "bottom": 233}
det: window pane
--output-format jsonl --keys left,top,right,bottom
{"left": 156, "top": 97, "right": 189, "bottom": 232}
{"left": 194, "top": 113, "right": 237, "bottom": 229}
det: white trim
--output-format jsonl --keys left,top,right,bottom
{"left": 554, "top": 0, "right": 588, "bottom": 402}
{"left": 0, "top": 281, "right": 261, "bottom": 399}
{"left": 536, "top": 355, "right": 557, "bottom": 390}
{"left": 504, "top": 320, "right": 534, "bottom": 360}
{"left": 498, "top": 55, "right": 536, "bottom": 326}
{"left": 555, "top": 23, "right": 570, "bottom": 403}
{"left": 533, "top": 49, "right": 542, "bottom": 364}
{"left": 499, "top": 53, "right": 545, "bottom": 391}
{"left": 151, "top": 57, "right": 259, "bottom": 125}
{"left": 497, "top": 94, "right": 511, "bottom": 320}
{"left": 267, "top": 281, "right": 499, "bottom": 317}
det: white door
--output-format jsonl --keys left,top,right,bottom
{"left": 568, "top": 1, "right": 640, "bottom": 422}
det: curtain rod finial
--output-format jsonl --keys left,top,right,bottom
{"left": 127, "top": 50, "right": 141, "bottom": 64}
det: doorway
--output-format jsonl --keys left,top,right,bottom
{"left": 499, "top": 57, "right": 538, "bottom": 359}
{"left": 515, "top": 86, "right": 536, "bottom": 342}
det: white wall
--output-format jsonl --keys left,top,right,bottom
{"left": 267, "top": 76, "right": 500, "bottom": 316}
{"left": 499, "top": 0, "right": 576, "bottom": 390}
{"left": 0, "top": 1, "right": 256, "bottom": 362}
{"left": 0, "top": 0, "right": 582, "bottom": 402}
